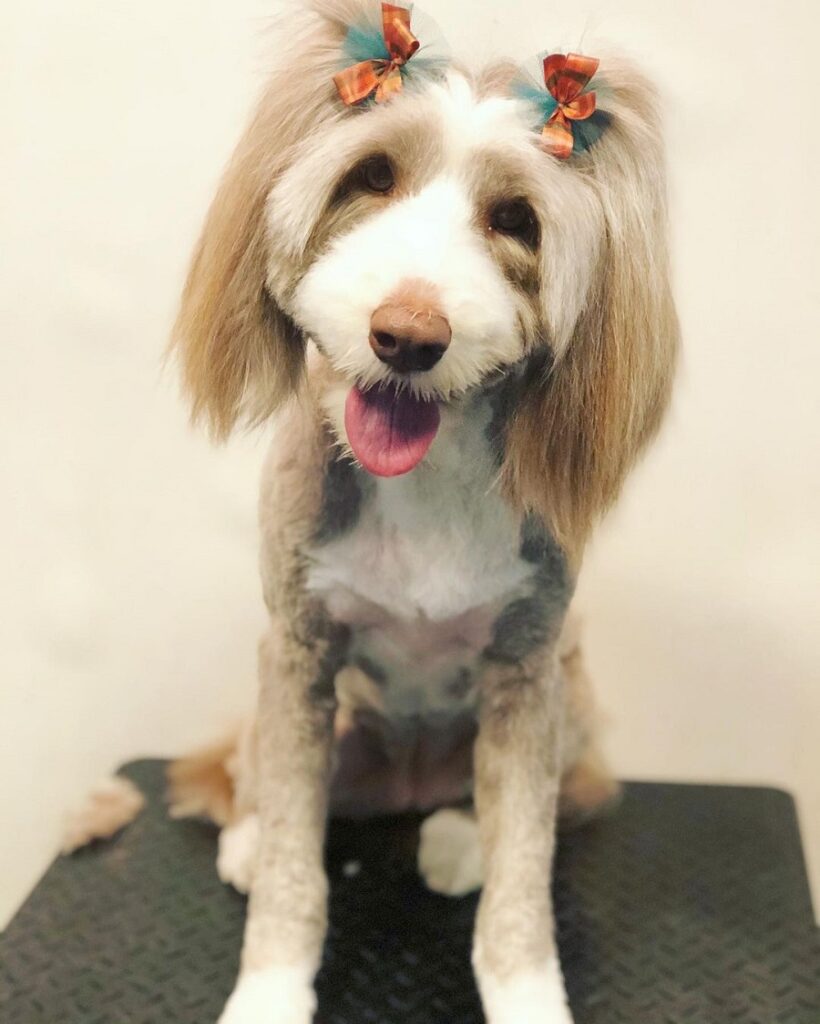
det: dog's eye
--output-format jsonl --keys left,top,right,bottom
{"left": 489, "top": 199, "right": 539, "bottom": 248}
{"left": 360, "top": 155, "right": 395, "bottom": 194}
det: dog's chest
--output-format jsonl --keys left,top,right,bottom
{"left": 305, "top": 405, "right": 535, "bottom": 717}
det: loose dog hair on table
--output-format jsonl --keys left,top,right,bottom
{"left": 161, "top": 1, "right": 679, "bottom": 1021}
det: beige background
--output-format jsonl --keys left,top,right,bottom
{"left": 2, "top": 0, "right": 818, "bottom": 927}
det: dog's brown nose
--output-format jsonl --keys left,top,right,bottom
{"left": 369, "top": 284, "right": 451, "bottom": 374}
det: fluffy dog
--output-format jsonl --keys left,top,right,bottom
{"left": 167, "top": 1, "right": 679, "bottom": 1021}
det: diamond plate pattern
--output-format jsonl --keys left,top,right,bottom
{"left": 1, "top": 761, "right": 818, "bottom": 1023}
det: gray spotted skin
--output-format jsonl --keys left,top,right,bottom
{"left": 484, "top": 377, "right": 516, "bottom": 464}
{"left": 354, "top": 653, "right": 388, "bottom": 687}
{"left": 483, "top": 367, "right": 523, "bottom": 465}
{"left": 484, "top": 596, "right": 552, "bottom": 664}
{"left": 519, "top": 514, "right": 563, "bottom": 570}
{"left": 484, "top": 517, "right": 572, "bottom": 664}
{"left": 446, "top": 667, "right": 474, "bottom": 700}
{"left": 306, "top": 621, "right": 351, "bottom": 708}
{"left": 482, "top": 352, "right": 552, "bottom": 465}
{"left": 313, "top": 454, "right": 374, "bottom": 545}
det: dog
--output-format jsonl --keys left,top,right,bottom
{"left": 162, "top": 1, "right": 679, "bottom": 1021}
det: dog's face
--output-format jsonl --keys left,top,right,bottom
{"left": 267, "top": 70, "right": 600, "bottom": 475}
{"left": 274, "top": 72, "right": 597, "bottom": 397}
{"left": 173, "top": 0, "right": 678, "bottom": 548}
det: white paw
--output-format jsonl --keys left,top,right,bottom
{"left": 217, "top": 966, "right": 315, "bottom": 1024}
{"left": 478, "top": 959, "right": 574, "bottom": 1024}
{"left": 418, "top": 808, "right": 483, "bottom": 896}
{"left": 217, "top": 814, "right": 260, "bottom": 894}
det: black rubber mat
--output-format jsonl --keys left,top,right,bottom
{"left": 1, "top": 760, "right": 818, "bottom": 1023}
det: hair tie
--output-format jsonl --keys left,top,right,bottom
{"left": 334, "top": 3, "right": 420, "bottom": 106}
{"left": 540, "top": 53, "right": 599, "bottom": 158}
{"left": 516, "top": 51, "right": 607, "bottom": 159}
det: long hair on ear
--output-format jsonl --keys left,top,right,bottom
{"left": 504, "top": 58, "right": 680, "bottom": 556}
{"left": 170, "top": 0, "right": 374, "bottom": 438}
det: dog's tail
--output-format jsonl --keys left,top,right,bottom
{"left": 166, "top": 732, "right": 242, "bottom": 827}
{"left": 62, "top": 775, "right": 146, "bottom": 853}
{"left": 63, "top": 732, "right": 245, "bottom": 853}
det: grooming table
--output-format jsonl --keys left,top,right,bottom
{"left": 1, "top": 761, "right": 818, "bottom": 1024}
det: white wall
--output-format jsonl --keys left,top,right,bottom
{"left": 2, "top": 0, "right": 818, "bottom": 927}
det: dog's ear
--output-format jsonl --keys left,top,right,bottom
{"left": 170, "top": 0, "right": 375, "bottom": 438}
{"left": 504, "top": 59, "right": 680, "bottom": 554}
{"left": 171, "top": 113, "right": 304, "bottom": 439}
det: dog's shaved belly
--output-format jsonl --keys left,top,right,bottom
{"left": 330, "top": 705, "right": 476, "bottom": 815}
{"left": 325, "top": 607, "right": 494, "bottom": 814}
{"left": 304, "top": 397, "right": 568, "bottom": 815}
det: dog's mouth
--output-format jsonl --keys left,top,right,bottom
{"left": 344, "top": 382, "right": 441, "bottom": 477}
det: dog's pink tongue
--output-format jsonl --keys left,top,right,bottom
{"left": 345, "top": 384, "right": 440, "bottom": 477}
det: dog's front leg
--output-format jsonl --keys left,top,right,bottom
{"left": 218, "top": 614, "right": 346, "bottom": 1024}
{"left": 473, "top": 648, "right": 573, "bottom": 1024}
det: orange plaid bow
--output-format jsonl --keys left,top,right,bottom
{"left": 540, "top": 52, "right": 599, "bottom": 159}
{"left": 334, "top": 3, "right": 420, "bottom": 105}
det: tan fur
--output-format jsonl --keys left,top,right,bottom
{"left": 557, "top": 613, "right": 617, "bottom": 792}
{"left": 474, "top": 60, "right": 520, "bottom": 100}
{"left": 62, "top": 776, "right": 145, "bottom": 854}
{"left": 503, "top": 63, "right": 679, "bottom": 556}
{"left": 559, "top": 751, "right": 621, "bottom": 823}
{"left": 167, "top": 734, "right": 239, "bottom": 827}
{"left": 557, "top": 616, "right": 621, "bottom": 821}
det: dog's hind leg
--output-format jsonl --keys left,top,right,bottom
{"left": 166, "top": 734, "right": 239, "bottom": 827}
{"left": 556, "top": 614, "right": 621, "bottom": 824}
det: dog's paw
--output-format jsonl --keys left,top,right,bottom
{"left": 478, "top": 959, "right": 574, "bottom": 1024}
{"left": 217, "top": 814, "right": 260, "bottom": 894}
{"left": 217, "top": 967, "right": 315, "bottom": 1024}
{"left": 418, "top": 808, "right": 483, "bottom": 896}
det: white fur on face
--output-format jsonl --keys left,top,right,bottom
{"left": 292, "top": 174, "right": 519, "bottom": 400}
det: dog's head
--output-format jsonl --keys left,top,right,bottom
{"left": 172, "top": 0, "right": 678, "bottom": 550}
